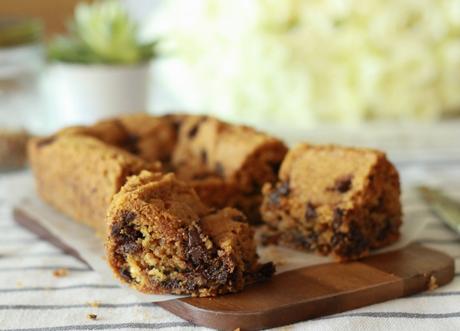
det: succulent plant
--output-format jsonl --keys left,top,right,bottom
{"left": 48, "top": 0, "right": 156, "bottom": 64}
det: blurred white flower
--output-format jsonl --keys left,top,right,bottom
{"left": 145, "top": 0, "right": 460, "bottom": 126}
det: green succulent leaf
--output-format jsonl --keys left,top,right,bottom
{"left": 47, "top": 0, "right": 156, "bottom": 64}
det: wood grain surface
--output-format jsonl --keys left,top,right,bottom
{"left": 14, "top": 207, "right": 455, "bottom": 331}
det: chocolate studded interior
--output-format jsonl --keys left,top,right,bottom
{"left": 260, "top": 144, "right": 402, "bottom": 261}
{"left": 107, "top": 171, "right": 274, "bottom": 297}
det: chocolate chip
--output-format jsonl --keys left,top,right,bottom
{"left": 191, "top": 172, "right": 211, "bottom": 180}
{"left": 292, "top": 232, "right": 317, "bottom": 250}
{"left": 161, "top": 278, "right": 181, "bottom": 289}
{"left": 188, "top": 124, "right": 199, "bottom": 138}
{"left": 125, "top": 134, "right": 140, "bottom": 154}
{"left": 36, "top": 136, "right": 55, "bottom": 148}
{"left": 305, "top": 202, "right": 317, "bottom": 219}
{"left": 204, "top": 261, "right": 229, "bottom": 284}
{"left": 254, "top": 262, "right": 276, "bottom": 281}
{"left": 121, "top": 210, "right": 137, "bottom": 223}
{"left": 330, "top": 175, "right": 353, "bottom": 193}
{"left": 333, "top": 208, "right": 343, "bottom": 224}
{"left": 200, "top": 149, "right": 207, "bottom": 164}
{"left": 332, "top": 218, "right": 342, "bottom": 230}
{"left": 111, "top": 211, "right": 142, "bottom": 256}
{"left": 231, "top": 214, "right": 247, "bottom": 223}
{"left": 269, "top": 161, "right": 282, "bottom": 177}
{"left": 172, "top": 119, "right": 182, "bottom": 133}
{"left": 185, "top": 279, "right": 199, "bottom": 291}
{"left": 187, "top": 227, "right": 201, "bottom": 246}
{"left": 215, "top": 162, "right": 224, "bottom": 177}
{"left": 186, "top": 227, "right": 209, "bottom": 266}
{"left": 331, "top": 232, "right": 344, "bottom": 247}
{"left": 260, "top": 232, "right": 281, "bottom": 246}
{"left": 117, "top": 241, "right": 141, "bottom": 255}
{"left": 268, "top": 181, "right": 290, "bottom": 206}
{"left": 377, "top": 219, "right": 393, "bottom": 241}
{"left": 340, "top": 224, "right": 369, "bottom": 258}
{"left": 119, "top": 267, "right": 132, "bottom": 281}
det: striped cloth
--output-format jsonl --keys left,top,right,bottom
{"left": 1, "top": 123, "right": 460, "bottom": 331}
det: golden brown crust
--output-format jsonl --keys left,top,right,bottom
{"left": 260, "top": 144, "right": 402, "bottom": 261}
{"left": 106, "top": 171, "right": 273, "bottom": 297}
{"left": 28, "top": 134, "right": 160, "bottom": 235}
{"left": 172, "top": 115, "right": 287, "bottom": 222}
{"left": 33, "top": 113, "right": 284, "bottom": 224}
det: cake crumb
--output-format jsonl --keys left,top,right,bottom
{"left": 428, "top": 275, "right": 438, "bottom": 290}
{"left": 52, "top": 268, "right": 69, "bottom": 277}
{"left": 87, "top": 300, "right": 101, "bottom": 308}
{"left": 87, "top": 313, "right": 98, "bottom": 320}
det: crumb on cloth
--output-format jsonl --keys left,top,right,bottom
{"left": 52, "top": 268, "right": 69, "bottom": 277}
{"left": 87, "top": 313, "right": 98, "bottom": 320}
{"left": 428, "top": 275, "right": 438, "bottom": 291}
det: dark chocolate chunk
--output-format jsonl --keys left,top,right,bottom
{"left": 117, "top": 241, "right": 141, "bottom": 255}
{"left": 111, "top": 211, "right": 143, "bottom": 256}
{"left": 376, "top": 219, "right": 393, "bottom": 241}
{"left": 333, "top": 208, "right": 343, "bottom": 224}
{"left": 215, "top": 162, "right": 224, "bottom": 177}
{"left": 121, "top": 210, "right": 137, "bottom": 223}
{"left": 119, "top": 267, "right": 133, "bottom": 281}
{"left": 36, "top": 136, "right": 56, "bottom": 148}
{"left": 292, "top": 231, "right": 317, "bottom": 250}
{"left": 332, "top": 218, "right": 342, "bottom": 230}
{"left": 204, "top": 261, "right": 229, "bottom": 284}
{"left": 192, "top": 172, "right": 211, "bottom": 180}
{"left": 340, "top": 223, "right": 369, "bottom": 257}
{"left": 331, "top": 232, "right": 344, "bottom": 247}
{"left": 185, "top": 278, "right": 200, "bottom": 291}
{"left": 187, "top": 124, "right": 199, "bottom": 138}
{"left": 200, "top": 149, "right": 207, "bottom": 164}
{"left": 125, "top": 134, "right": 140, "bottom": 154}
{"left": 305, "top": 202, "right": 317, "bottom": 219}
{"left": 268, "top": 181, "right": 290, "bottom": 206}
{"left": 171, "top": 119, "right": 182, "bottom": 133}
{"left": 253, "top": 262, "right": 276, "bottom": 281}
{"left": 329, "top": 175, "right": 353, "bottom": 193}
{"left": 186, "top": 227, "right": 209, "bottom": 266}
{"left": 231, "top": 214, "right": 247, "bottom": 223}
{"left": 268, "top": 161, "right": 282, "bottom": 177}
{"left": 161, "top": 278, "right": 181, "bottom": 289}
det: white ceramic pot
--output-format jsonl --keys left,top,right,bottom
{"left": 44, "top": 63, "right": 149, "bottom": 128}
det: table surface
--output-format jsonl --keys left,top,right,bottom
{"left": 1, "top": 123, "right": 460, "bottom": 331}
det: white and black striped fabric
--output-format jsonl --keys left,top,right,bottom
{"left": 1, "top": 124, "right": 460, "bottom": 330}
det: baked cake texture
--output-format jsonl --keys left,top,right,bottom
{"left": 172, "top": 115, "right": 288, "bottom": 223}
{"left": 260, "top": 144, "right": 402, "bottom": 261}
{"left": 28, "top": 134, "right": 160, "bottom": 235}
{"left": 107, "top": 171, "right": 274, "bottom": 296}
{"left": 29, "top": 114, "right": 287, "bottom": 225}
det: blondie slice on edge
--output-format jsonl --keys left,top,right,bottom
{"left": 260, "top": 144, "right": 402, "bottom": 261}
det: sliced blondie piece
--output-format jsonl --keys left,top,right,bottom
{"left": 28, "top": 135, "right": 160, "bottom": 235}
{"left": 117, "top": 113, "right": 184, "bottom": 164}
{"left": 107, "top": 171, "right": 274, "bottom": 297}
{"left": 172, "top": 115, "right": 287, "bottom": 223}
{"left": 260, "top": 144, "right": 402, "bottom": 261}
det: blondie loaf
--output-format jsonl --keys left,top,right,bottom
{"left": 30, "top": 114, "right": 286, "bottom": 226}
{"left": 260, "top": 144, "right": 402, "bottom": 260}
{"left": 107, "top": 171, "right": 274, "bottom": 296}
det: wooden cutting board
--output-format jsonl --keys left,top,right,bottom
{"left": 14, "top": 207, "right": 455, "bottom": 331}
